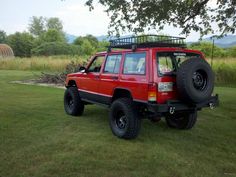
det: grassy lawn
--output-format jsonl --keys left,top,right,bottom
{"left": 0, "top": 70, "right": 236, "bottom": 177}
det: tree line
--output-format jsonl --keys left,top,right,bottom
{"left": 0, "top": 16, "right": 236, "bottom": 58}
{"left": 0, "top": 16, "right": 108, "bottom": 57}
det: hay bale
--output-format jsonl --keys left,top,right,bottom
{"left": 0, "top": 44, "right": 14, "bottom": 58}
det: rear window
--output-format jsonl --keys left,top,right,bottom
{"left": 157, "top": 52, "right": 201, "bottom": 75}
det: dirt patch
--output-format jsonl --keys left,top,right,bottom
{"left": 10, "top": 80, "right": 65, "bottom": 89}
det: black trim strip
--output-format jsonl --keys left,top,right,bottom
{"left": 79, "top": 90, "right": 111, "bottom": 106}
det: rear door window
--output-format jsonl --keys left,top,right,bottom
{"left": 123, "top": 53, "right": 146, "bottom": 75}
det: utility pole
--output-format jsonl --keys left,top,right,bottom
{"left": 211, "top": 38, "right": 215, "bottom": 67}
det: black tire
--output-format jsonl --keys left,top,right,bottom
{"left": 64, "top": 87, "right": 84, "bottom": 116}
{"left": 109, "top": 98, "right": 141, "bottom": 139}
{"left": 165, "top": 111, "right": 197, "bottom": 129}
{"left": 177, "top": 58, "right": 214, "bottom": 103}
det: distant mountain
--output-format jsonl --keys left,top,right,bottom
{"left": 66, "top": 33, "right": 236, "bottom": 48}
{"left": 96, "top": 35, "right": 110, "bottom": 41}
{"left": 203, "top": 35, "right": 236, "bottom": 48}
{"left": 66, "top": 34, "right": 109, "bottom": 43}
{"left": 66, "top": 34, "right": 77, "bottom": 43}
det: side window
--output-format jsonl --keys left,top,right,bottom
{"left": 158, "top": 56, "right": 174, "bottom": 74}
{"left": 104, "top": 55, "right": 122, "bottom": 74}
{"left": 123, "top": 53, "right": 146, "bottom": 75}
{"left": 88, "top": 56, "right": 105, "bottom": 73}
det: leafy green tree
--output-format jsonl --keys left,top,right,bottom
{"left": 97, "top": 40, "right": 109, "bottom": 52}
{"left": 0, "top": 30, "right": 7, "bottom": 43}
{"left": 85, "top": 0, "right": 236, "bottom": 37}
{"left": 74, "top": 35, "right": 99, "bottom": 48}
{"left": 189, "top": 42, "right": 226, "bottom": 58}
{"left": 28, "top": 16, "right": 45, "bottom": 37}
{"left": 46, "top": 17, "right": 63, "bottom": 32}
{"left": 31, "top": 42, "right": 80, "bottom": 56}
{"left": 73, "top": 36, "right": 84, "bottom": 46}
{"left": 80, "top": 39, "right": 96, "bottom": 55}
{"left": 40, "top": 29, "right": 66, "bottom": 43}
{"left": 7, "top": 32, "right": 34, "bottom": 57}
{"left": 73, "top": 35, "right": 98, "bottom": 55}
{"left": 227, "top": 46, "right": 236, "bottom": 57}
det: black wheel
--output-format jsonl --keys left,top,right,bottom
{"left": 64, "top": 87, "right": 84, "bottom": 116}
{"left": 165, "top": 111, "right": 197, "bottom": 129}
{"left": 109, "top": 98, "right": 141, "bottom": 139}
{"left": 177, "top": 58, "right": 214, "bottom": 103}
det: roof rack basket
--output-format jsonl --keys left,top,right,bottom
{"left": 108, "top": 35, "right": 186, "bottom": 50}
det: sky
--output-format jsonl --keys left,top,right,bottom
{"left": 0, "top": 0, "right": 218, "bottom": 42}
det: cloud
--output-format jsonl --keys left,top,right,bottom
{"left": 56, "top": 3, "right": 109, "bottom": 36}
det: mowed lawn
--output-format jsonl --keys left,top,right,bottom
{"left": 0, "top": 70, "right": 235, "bottom": 177}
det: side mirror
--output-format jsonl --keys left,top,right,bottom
{"left": 79, "top": 66, "right": 87, "bottom": 73}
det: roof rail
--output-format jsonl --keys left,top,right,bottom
{"left": 108, "top": 35, "right": 186, "bottom": 51}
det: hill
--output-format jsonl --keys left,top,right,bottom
{"left": 203, "top": 35, "right": 236, "bottom": 48}
{"left": 66, "top": 33, "right": 236, "bottom": 48}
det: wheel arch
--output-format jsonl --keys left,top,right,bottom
{"left": 112, "top": 88, "right": 133, "bottom": 102}
{"left": 66, "top": 80, "right": 77, "bottom": 88}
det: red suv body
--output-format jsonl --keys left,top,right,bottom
{"left": 64, "top": 35, "right": 219, "bottom": 139}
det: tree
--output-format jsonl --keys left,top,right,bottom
{"left": 40, "top": 29, "right": 66, "bottom": 43}
{"left": 189, "top": 42, "right": 226, "bottom": 58}
{"left": 0, "top": 30, "right": 7, "bottom": 43}
{"left": 7, "top": 32, "right": 34, "bottom": 57}
{"left": 31, "top": 42, "right": 80, "bottom": 56}
{"left": 85, "top": 0, "right": 236, "bottom": 37}
{"left": 74, "top": 35, "right": 99, "bottom": 48}
{"left": 227, "top": 46, "right": 236, "bottom": 57}
{"left": 73, "top": 36, "right": 84, "bottom": 46}
{"left": 28, "top": 16, "right": 45, "bottom": 37}
{"left": 46, "top": 17, "right": 63, "bottom": 32}
{"left": 80, "top": 39, "right": 96, "bottom": 55}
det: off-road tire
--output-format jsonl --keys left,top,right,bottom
{"left": 165, "top": 111, "right": 197, "bottom": 129}
{"left": 109, "top": 98, "right": 141, "bottom": 139}
{"left": 177, "top": 58, "right": 214, "bottom": 103}
{"left": 64, "top": 87, "right": 84, "bottom": 116}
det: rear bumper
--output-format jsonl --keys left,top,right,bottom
{"left": 147, "top": 94, "right": 219, "bottom": 115}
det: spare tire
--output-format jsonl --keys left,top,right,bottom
{"left": 176, "top": 58, "right": 214, "bottom": 103}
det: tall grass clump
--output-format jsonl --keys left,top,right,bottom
{"left": 0, "top": 56, "right": 89, "bottom": 72}
{"left": 209, "top": 58, "right": 236, "bottom": 86}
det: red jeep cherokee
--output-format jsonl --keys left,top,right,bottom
{"left": 64, "top": 35, "right": 219, "bottom": 139}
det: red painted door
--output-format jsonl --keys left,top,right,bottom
{"left": 79, "top": 55, "right": 105, "bottom": 94}
{"left": 99, "top": 54, "right": 122, "bottom": 97}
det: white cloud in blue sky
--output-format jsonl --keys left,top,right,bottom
{"left": 0, "top": 0, "right": 219, "bottom": 41}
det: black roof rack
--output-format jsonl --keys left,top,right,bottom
{"left": 108, "top": 35, "right": 186, "bottom": 51}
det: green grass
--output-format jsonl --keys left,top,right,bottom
{"left": 0, "top": 70, "right": 236, "bottom": 177}
{"left": 1, "top": 56, "right": 236, "bottom": 86}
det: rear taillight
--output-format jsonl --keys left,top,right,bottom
{"left": 148, "top": 83, "right": 157, "bottom": 102}
{"left": 158, "top": 82, "right": 173, "bottom": 92}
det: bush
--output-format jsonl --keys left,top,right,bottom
{"left": 7, "top": 32, "right": 34, "bottom": 57}
{"left": 189, "top": 42, "right": 227, "bottom": 58}
{"left": 31, "top": 42, "right": 80, "bottom": 56}
{"left": 226, "top": 46, "right": 236, "bottom": 57}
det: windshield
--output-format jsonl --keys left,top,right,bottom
{"left": 157, "top": 52, "right": 201, "bottom": 75}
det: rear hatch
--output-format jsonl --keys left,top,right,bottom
{"left": 155, "top": 50, "right": 202, "bottom": 104}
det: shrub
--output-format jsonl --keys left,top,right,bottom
{"left": 7, "top": 32, "right": 34, "bottom": 57}
{"left": 189, "top": 42, "right": 227, "bottom": 58}
{"left": 31, "top": 42, "right": 80, "bottom": 56}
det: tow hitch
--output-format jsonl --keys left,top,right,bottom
{"left": 209, "top": 103, "right": 215, "bottom": 110}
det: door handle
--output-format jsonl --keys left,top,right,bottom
{"left": 111, "top": 76, "right": 118, "bottom": 80}
{"left": 95, "top": 75, "right": 100, "bottom": 80}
